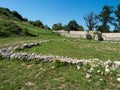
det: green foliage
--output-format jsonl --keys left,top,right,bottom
{"left": 54, "top": 60, "right": 69, "bottom": 68}
{"left": 77, "top": 25, "right": 84, "bottom": 31}
{"left": 66, "top": 20, "right": 79, "bottom": 31}
{"left": 0, "top": 55, "right": 4, "bottom": 60}
{"left": 52, "top": 23, "right": 63, "bottom": 30}
{"left": 0, "top": 7, "right": 13, "bottom": 19}
{"left": 96, "top": 24, "right": 110, "bottom": 33}
{"left": 29, "top": 20, "right": 44, "bottom": 28}
{"left": 114, "top": 4, "right": 120, "bottom": 32}
{"left": 12, "top": 11, "right": 24, "bottom": 21}
{"left": 43, "top": 25, "right": 51, "bottom": 30}
{"left": 64, "top": 20, "right": 84, "bottom": 32}
{"left": 0, "top": 7, "right": 25, "bottom": 21}
{"left": 96, "top": 5, "right": 114, "bottom": 32}
{"left": 0, "top": 20, "right": 22, "bottom": 37}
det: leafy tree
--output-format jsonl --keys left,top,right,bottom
{"left": 96, "top": 5, "right": 114, "bottom": 32}
{"left": 67, "top": 20, "right": 79, "bottom": 31}
{"left": 33, "top": 20, "right": 43, "bottom": 28}
{"left": 77, "top": 25, "right": 84, "bottom": 31}
{"left": 44, "top": 25, "right": 51, "bottom": 30}
{"left": 0, "top": 7, "right": 11, "bottom": 17}
{"left": 29, "top": 20, "right": 44, "bottom": 28}
{"left": 52, "top": 23, "right": 63, "bottom": 30}
{"left": 12, "top": 11, "right": 24, "bottom": 20}
{"left": 84, "top": 12, "right": 97, "bottom": 31}
{"left": 114, "top": 4, "right": 120, "bottom": 32}
{"left": 23, "top": 18, "right": 28, "bottom": 22}
{"left": 64, "top": 20, "right": 84, "bottom": 32}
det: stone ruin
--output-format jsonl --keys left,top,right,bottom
{"left": 54, "top": 30, "right": 120, "bottom": 41}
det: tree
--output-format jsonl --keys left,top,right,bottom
{"left": 12, "top": 11, "right": 24, "bottom": 20}
{"left": 43, "top": 25, "right": 51, "bottom": 30}
{"left": 96, "top": 5, "right": 114, "bottom": 32}
{"left": 64, "top": 20, "right": 84, "bottom": 32}
{"left": 29, "top": 20, "right": 44, "bottom": 28}
{"left": 84, "top": 12, "right": 97, "bottom": 31}
{"left": 66, "top": 20, "right": 79, "bottom": 32}
{"left": 34, "top": 20, "right": 43, "bottom": 28}
{"left": 114, "top": 4, "right": 120, "bottom": 32}
{"left": 77, "top": 25, "right": 84, "bottom": 31}
{"left": 52, "top": 23, "right": 63, "bottom": 30}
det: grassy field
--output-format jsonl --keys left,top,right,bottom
{"left": 23, "top": 39, "right": 120, "bottom": 61}
{"left": 0, "top": 59, "right": 119, "bottom": 90}
{"left": 0, "top": 35, "right": 120, "bottom": 90}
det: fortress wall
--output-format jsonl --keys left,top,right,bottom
{"left": 54, "top": 30, "right": 120, "bottom": 40}
{"left": 102, "top": 33, "right": 120, "bottom": 40}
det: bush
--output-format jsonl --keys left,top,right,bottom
{"left": 54, "top": 60, "right": 69, "bottom": 68}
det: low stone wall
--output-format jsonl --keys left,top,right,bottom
{"left": 103, "top": 33, "right": 120, "bottom": 40}
{"left": 54, "top": 30, "right": 120, "bottom": 40}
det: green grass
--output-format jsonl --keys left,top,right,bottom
{"left": 25, "top": 40, "right": 120, "bottom": 61}
{"left": 0, "top": 59, "right": 119, "bottom": 90}
{"left": 0, "top": 35, "right": 120, "bottom": 90}
{"left": 0, "top": 31, "right": 63, "bottom": 48}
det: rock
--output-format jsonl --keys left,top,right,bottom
{"left": 51, "top": 66, "right": 55, "bottom": 69}
{"left": 86, "top": 33, "right": 92, "bottom": 40}
{"left": 90, "top": 67, "right": 94, "bottom": 71}
{"left": 76, "top": 61, "right": 83, "bottom": 66}
{"left": 116, "top": 74, "right": 120, "bottom": 77}
{"left": 100, "top": 78, "right": 103, "bottom": 81}
{"left": 117, "top": 78, "right": 120, "bottom": 82}
{"left": 87, "top": 69, "right": 92, "bottom": 74}
{"left": 114, "top": 61, "right": 120, "bottom": 66}
{"left": 77, "top": 65, "right": 80, "bottom": 70}
{"left": 63, "top": 39, "right": 67, "bottom": 41}
{"left": 86, "top": 73, "right": 91, "bottom": 79}
{"left": 97, "top": 31, "right": 104, "bottom": 41}
{"left": 13, "top": 45, "right": 20, "bottom": 50}
{"left": 33, "top": 42, "right": 39, "bottom": 46}
{"left": 25, "top": 81, "right": 35, "bottom": 86}
{"left": 97, "top": 70, "right": 101, "bottom": 74}
{"left": 104, "top": 60, "right": 113, "bottom": 67}
{"left": 105, "top": 65, "right": 110, "bottom": 73}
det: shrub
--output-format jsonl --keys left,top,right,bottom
{"left": 54, "top": 60, "right": 69, "bottom": 68}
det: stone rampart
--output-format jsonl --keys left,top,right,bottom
{"left": 54, "top": 30, "right": 120, "bottom": 40}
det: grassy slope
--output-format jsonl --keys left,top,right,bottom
{"left": 0, "top": 18, "right": 63, "bottom": 48}
{"left": 0, "top": 39, "right": 120, "bottom": 90}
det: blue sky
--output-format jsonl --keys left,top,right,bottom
{"left": 0, "top": 0, "right": 120, "bottom": 28}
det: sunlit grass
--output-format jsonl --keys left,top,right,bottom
{"left": 0, "top": 59, "right": 119, "bottom": 90}
{"left": 25, "top": 40, "right": 120, "bottom": 61}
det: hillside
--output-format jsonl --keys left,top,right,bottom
{"left": 0, "top": 7, "right": 26, "bottom": 21}
{"left": 0, "top": 7, "right": 52, "bottom": 37}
